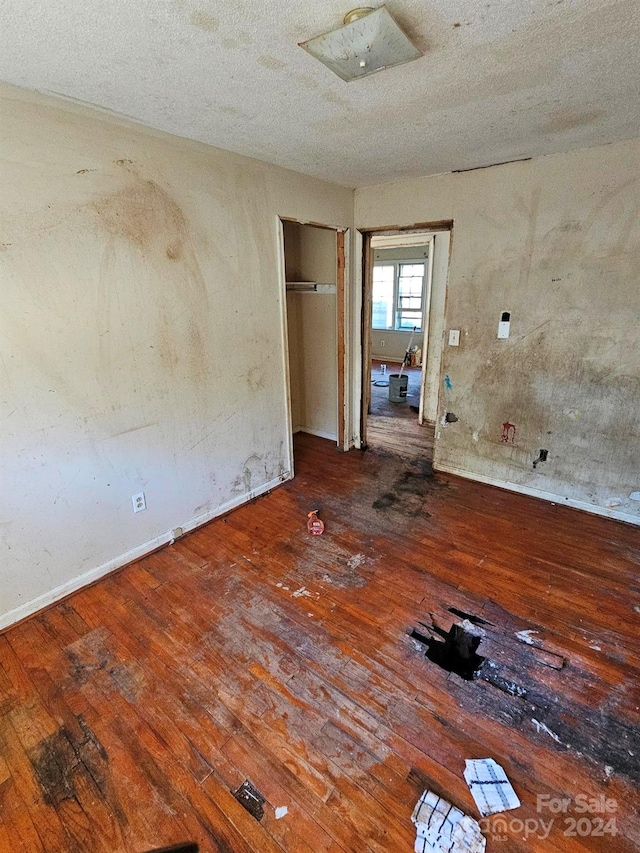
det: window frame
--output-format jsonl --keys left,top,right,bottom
{"left": 371, "top": 258, "right": 428, "bottom": 332}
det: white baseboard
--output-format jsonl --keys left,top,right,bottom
{"left": 435, "top": 462, "right": 640, "bottom": 527}
{"left": 297, "top": 427, "right": 338, "bottom": 442}
{"left": 0, "top": 472, "right": 291, "bottom": 632}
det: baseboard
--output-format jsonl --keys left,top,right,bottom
{"left": 434, "top": 462, "right": 640, "bottom": 527}
{"left": 0, "top": 472, "right": 291, "bottom": 633}
{"left": 371, "top": 356, "right": 404, "bottom": 363}
{"left": 297, "top": 427, "right": 338, "bottom": 441}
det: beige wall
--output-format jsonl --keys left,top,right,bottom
{"left": 299, "top": 225, "right": 337, "bottom": 286}
{"left": 371, "top": 330, "right": 412, "bottom": 362}
{"left": 356, "top": 138, "right": 640, "bottom": 523}
{"left": 284, "top": 223, "right": 338, "bottom": 439}
{"left": 286, "top": 291, "right": 303, "bottom": 431}
{"left": 287, "top": 294, "right": 338, "bottom": 439}
{"left": 0, "top": 83, "right": 352, "bottom": 628}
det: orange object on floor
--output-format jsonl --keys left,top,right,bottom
{"left": 307, "top": 509, "right": 325, "bottom": 535}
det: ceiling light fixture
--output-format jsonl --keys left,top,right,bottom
{"left": 300, "top": 5, "right": 422, "bottom": 83}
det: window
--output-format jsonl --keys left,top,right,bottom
{"left": 372, "top": 265, "right": 395, "bottom": 330}
{"left": 372, "top": 260, "right": 426, "bottom": 331}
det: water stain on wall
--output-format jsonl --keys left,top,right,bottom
{"left": 90, "top": 165, "right": 213, "bottom": 391}
{"left": 187, "top": 318, "right": 208, "bottom": 384}
{"left": 90, "top": 174, "right": 187, "bottom": 256}
{"left": 543, "top": 109, "right": 603, "bottom": 133}
{"left": 166, "top": 241, "right": 182, "bottom": 260}
{"left": 258, "top": 55, "right": 287, "bottom": 71}
{"left": 190, "top": 10, "right": 219, "bottom": 32}
{"left": 246, "top": 364, "right": 267, "bottom": 392}
{"left": 156, "top": 313, "right": 179, "bottom": 372}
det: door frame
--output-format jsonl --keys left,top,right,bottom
{"left": 359, "top": 223, "right": 452, "bottom": 450}
{"left": 277, "top": 217, "right": 349, "bottom": 474}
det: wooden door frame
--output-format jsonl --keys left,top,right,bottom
{"left": 336, "top": 230, "right": 347, "bottom": 449}
{"left": 359, "top": 223, "right": 452, "bottom": 450}
{"left": 360, "top": 233, "right": 374, "bottom": 447}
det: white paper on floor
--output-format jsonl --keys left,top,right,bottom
{"left": 463, "top": 759, "right": 520, "bottom": 817}
{"left": 411, "top": 790, "right": 486, "bottom": 853}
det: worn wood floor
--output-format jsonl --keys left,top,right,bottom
{"left": 1, "top": 434, "right": 639, "bottom": 852}
{"left": 367, "top": 360, "right": 434, "bottom": 460}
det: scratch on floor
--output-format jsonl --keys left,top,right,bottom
{"left": 532, "top": 718, "right": 563, "bottom": 745}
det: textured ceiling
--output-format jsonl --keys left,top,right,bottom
{"left": 1, "top": 0, "right": 639, "bottom": 186}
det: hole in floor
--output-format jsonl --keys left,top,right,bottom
{"left": 411, "top": 622, "right": 486, "bottom": 680}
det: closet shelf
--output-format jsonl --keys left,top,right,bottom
{"left": 286, "top": 282, "right": 336, "bottom": 294}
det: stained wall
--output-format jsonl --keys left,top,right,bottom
{"left": 0, "top": 83, "right": 352, "bottom": 627}
{"left": 356, "top": 138, "right": 640, "bottom": 522}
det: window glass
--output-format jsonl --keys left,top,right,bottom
{"left": 372, "top": 265, "right": 394, "bottom": 330}
{"left": 397, "top": 263, "right": 425, "bottom": 330}
{"left": 372, "top": 260, "right": 426, "bottom": 332}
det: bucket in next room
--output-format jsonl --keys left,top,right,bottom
{"left": 388, "top": 373, "right": 408, "bottom": 403}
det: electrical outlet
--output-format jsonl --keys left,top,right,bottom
{"left": 448, "top": 329, "right": 460, "bottom": 346}
{"left": 132, "top": 492, "right": 146, "bottom": 513}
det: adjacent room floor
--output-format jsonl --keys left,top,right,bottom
{"left": 0, "top": 434, "right": 638, "bottom": 852}
{"left": 367, "top": 359, "right": 434, "bottom": 460}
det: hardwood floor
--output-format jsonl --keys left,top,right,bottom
{"left": 1, "top": 434, "right": 639, "bottom": 852}
{"left": 367, "top": 360, "right": 434, "bottom": 460}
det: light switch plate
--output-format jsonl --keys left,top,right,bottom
{"left": 448, "top": 329, "right": 460, "bottom": 346}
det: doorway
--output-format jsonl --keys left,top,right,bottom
{"left": 361, "top": 229, "right": 450, "bottom": 461}
{"left": 280, "top": 219, "right": 347, "bottom": 468}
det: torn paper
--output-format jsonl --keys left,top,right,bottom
{"left": 463, "top": 759, "right": 520, "bottom": 817}
{"left": 274, "top": 806, "right": 288, "bottom": 819}
{"left": 411, "top": 790, "right": 486, "bottom": 853}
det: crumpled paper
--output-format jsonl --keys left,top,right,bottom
{"left": 411, "top": 790, "right": 486, "bottom": 853}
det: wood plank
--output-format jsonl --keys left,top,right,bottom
{"left": 0, "top": 432, "right": 638, "bottom": 851}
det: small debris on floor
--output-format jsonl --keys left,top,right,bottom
{"left": 274, "top": 806, "right": 288, "bottom": 819}
{"left": 307, "top": 510, "right": 325, "bottom": 535}
{"left": 463, "top": 759, "right": 520, "bottom": 817}
{"left": 292, "top": 586, "right": 313, "bottom": 598}
{"left": 232, "top": 780, "right": 265, "bottom": 821}
{"left": 346, "top": 553, "right": 366, "bottom": 569}
{"left": 412, "top": 790, "right": 486, "bottom": 853}
{"left": 515, "top": 629, "right": 540, "bottom": 645}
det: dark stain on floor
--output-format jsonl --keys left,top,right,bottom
{"left": 412, "top": 607, "right": 640, "bottom": 784}
{"left": 372, "top": 457, "right": 442, "bottom": 517}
